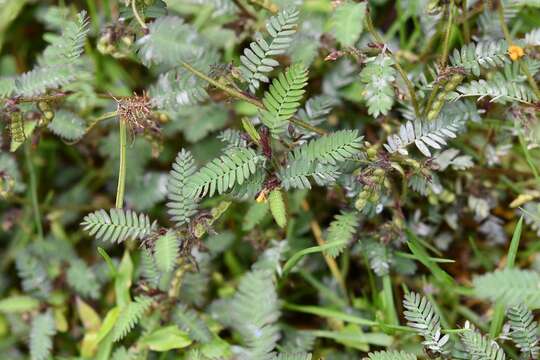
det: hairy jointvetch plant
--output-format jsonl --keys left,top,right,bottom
{"left": 2, "top": 0, "right": 540, "bottom": 358}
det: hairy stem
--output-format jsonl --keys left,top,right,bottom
{"left": 422, "top": 83, "right": 441, "bottom": 119}
{"left": 131, "top": 0, "right": 148, "bottom": 29}
{"left": 87, "top": 110, "right": 118, "bottom": 132}
{"left": 181, "top": 62, "right": 262, "bottom": 108}
{"left": 440, "top": 0, "right": 455, "bottom": 68}
{"left": 115, "top": 117, "right": 127, "bottom": 208}
{"left": 461, "top": 0, "right": 470, "bottom": 43}
{"left": 365, "top": 10, "right": 420, "bottom": 118}
{"left": 24, "top": 142, "right": 43, "bottom": 240}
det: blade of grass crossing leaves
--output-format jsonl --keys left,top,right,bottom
{"left": 406, "top": 228, "right": 455, "bottom": 287}
{"left": 282, "top": 240, "right": 347, "bottom": 276}
{"left": 382, "top": 274, "right": 399, "bottom": 326}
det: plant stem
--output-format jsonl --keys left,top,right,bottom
{"left": 87, "top": 111, "right": 118, "bottom": 132}
{"left": 440, "top": 0, "right": 455, "bottom": 68}
{"left": 180, "top": 61, "right": 327, "bottom": 135}
{"left": 24, "top": 142, "right": 43, "bottom": 240}
{"left": 131, "top": 0, "right": 148, "bottom": 29}
{"left": 462, "top": 0, "right": 471, "bottom": 43}
{"left": 181, "top": 62, "right": 262, "bottom": 108}
{"left": 290, "top": 118, "right": 326, "bottom": 135}
{"left": 115, "top": 117, "right": 127, "bottom": 208}
{"left": 422, "top": 83, "right": 441, "bottom": 119}
{"left": 364, "top": 10, "right": 421, "bottom": 118}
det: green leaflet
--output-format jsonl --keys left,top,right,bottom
{"left": 459, "top": 322, "right": 506, "bottom": 360}
{"left": 359, "top": 55, "right": 396, "bottom": 117}
{"left": 154, "top": 230, "right": 179, "bottom": 273}
{"left": 240, "top": 7, "right": 299, "bottom": 93}
{"left": 473, "top": 268, "right": 540, "bottom": 308}
{"left": 259, "top": 64, "right": 309, "bottom": 136}
{"left": 111, "top": 296, "right": 152, "bottom": 342}
{"left": 291, "top": 129, "right": 364, "bottom": 164}
{"left": 507, "top": 304, "right": 540, "bottom": 358}
{"left": 30, "top": 311, "right": 56, "bottom": 360}
{"left": 81, "top": 208, "right": 156, "bottom": 243}
{"left": 15, "top": 11, "right": 89, "bottom": 96}
{"left": 166, "top": 149, "right": 198, "bottom": 226}
{"left": 324, "top": 211, "right": 359, "bottom": 258}
{"left": 186, "top": 148, "right": 262, "bottom": 198}
{"left": 243, "top": 201, "right": 270, "bottom": 231}
{"left": 330, "top": 1, "right": 367, "bottom": 46}
{"left": 403, "top": 292, "right": 449, "bottom": 355}
{"left": 269, "top": 189, "right": 287, "bottom": 228}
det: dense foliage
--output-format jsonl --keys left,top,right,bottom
{"left": 1, "top": 0, "right": 540, "bottom": 359}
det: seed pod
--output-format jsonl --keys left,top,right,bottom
{"left": 373, "top": 168, "right": 385, "bottom": 178}
{"left": 9, "top": 112, "right": 25, "bottom": 144}
{"left": 37, "top": 101, "right": 54, "bottom": 123}
{"left": 358, "top": 190, "right": 370, "bottom": 199}
{"left": 158, "top": 113, "right": 169, "bottom": 123}
{"left": 448, "top": 74, "right": 464, "bottom": 88}
{"left": 427, "top": 110, "right": 439, "bottom": 121}
{"left": 121, "top": 35, "right": 133, "bottom": 46}
{"left": 355, "top": 197, "right": 367, "bottom": 211}
{"left": 366, "top": 147, "right": 378, "bottom": 160}
{"left": 37, "top": 101, "right": 51, "bottom": 113}
{"left": 369, "top": 192, "right": 380, "bottom": 202}
{"left": 268, "top": 189, "right": 286, "bottom": 228}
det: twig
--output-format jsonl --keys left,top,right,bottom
{"left": 115, "top": 117, "right": 127, "bottom": 208}
{"left": 422, "top": 83, "right": 441, "bottom": 119}
{"left": 440, "top": 0, "right": 455, "bottom": 68}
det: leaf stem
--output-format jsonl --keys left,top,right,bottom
{"left": 365, "top": 10, "right": 420, "bottom": 118}
{"left": 115, "top": 117, "right": 127, "bottom": 208}
{"left": 181, "top": 62, "right": 262, "bottom": 108}
{"left": 422, "top": 83, "right": 441, "bottom": 119}
{"left": 24, "top": 142, "right": 43, "bottom": 240}
{"left": 440, "top": 0, "right": 455, "bottom": 68}
{"left": 131, "top": 0, "right": 148, "bottom": 30}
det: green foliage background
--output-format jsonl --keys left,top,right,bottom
{"left": 1, "top": 0, "right": 540, "bottom": 359}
